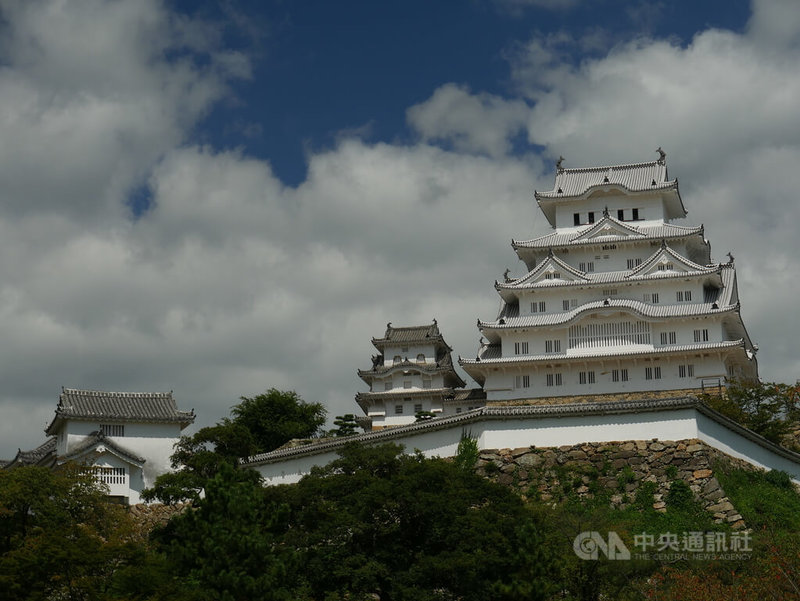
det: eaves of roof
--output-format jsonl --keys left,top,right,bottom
{"left": 479, "top": 298, "right": 739, "bottom": 331}
{"left": 459, "top": 339, "right": 746, "bottom": 367}
{"left": 513, "top": 223, "right": 702, "bottom": 250}
{"left": 59, "top": 432, "right": 146, "bottom": 466}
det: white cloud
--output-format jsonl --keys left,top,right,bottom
{"left": 407, "top": 84, "right": 530, "bottom": 158}
{"left": 2, "top": 0, "right": 800, "bottom": 459}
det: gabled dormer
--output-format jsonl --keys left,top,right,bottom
{"left": 496, "top": 252, "right": 588, "bottom": 302}
{"left": 627, "top": 241, "right": 716, "bottom": 279}
{"left": 569, "top": 213, "right": 645, "bottom": 243}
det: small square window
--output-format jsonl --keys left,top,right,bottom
{"left": 394, "top": 405, "right": 403, "bottom": 415}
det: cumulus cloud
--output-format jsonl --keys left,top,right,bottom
{"left": 407, "top": 84, "right": 530, "bottom": 158}
{"left": 2, "top": 0, "right": 800, "bottom": 458}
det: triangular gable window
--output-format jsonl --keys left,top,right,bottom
{"left": 570, "top": 216, "right": 643, "bottom": 243}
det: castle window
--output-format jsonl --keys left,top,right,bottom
{"left": 456, "top": 407, "right": 462, "bottom": 414}
{"left": 676, "top": 290, "right": 692, "bottom": 302}
{"left": 627, "top": 258, "right": 642, "bottom": 269}
{"left": 422, "top": 378, "right": 431, "bottom": 389}
{"left": 395, "top": 405, "right": 403, "bottom": 415}
{"left": 531, "top": 301, "right": 546, "bottom": 313}
{"left": 574, "top": 213, "right": 581, "bottom": 226}
{"left": 100, "top": 424, "right": 124, "bottom": 437}
{"left": 693, "top": 329, "right": 709, "bottom": 342}
{"left": 401, "top": 346, "right": 409, "bottom": 353}
{"left": 546, "top": 373, "right": 563, "bottom": 387}
{"left": 678, "top": 365, "right": 695, "bottom": 378}
{"left": 579, "top": 262, "right": 595, "bottom": 272}
{"left": 417, "top": 353, "right": 426, "bottom": 363}
{"left": 612, "top": 369, "right": 629, "bottom": 382}
{"left": 515, "top": 375, "right": 531, "bottom": 389}
{"left": 617, "top": 209, "right": 625, "bottom": 220}
{"left": 568, "top": 320, "right": 651, "bottom": 349}
{"left": 403, "top": 380, "right": 412, "bottom": 389}
{"left": 393, "top": 355, "right": 402, "bottom": 365}
{"left": 660, "top": 332, "right": 677, "bottom": 345}
{"left": 384, "top": 382, "right": 392, "bottom": 391}
{"left": 645, "top": 366, "right": 662, "bottom": 380}
{"left": 578, "top": 371, "right": 596, "bottom": 385}
{"left": 563, "top": 300, "right": 570, "bottom": 311}
{"left": 602, "top": 289, "right": 618, "bottom": 296}
{"left": 545, "top": 340, "right": 561, "bottom": 353}
{"left": 96, "top": 467, "right": 126, "bottom": 485}
{"left": 588, "top": 212, "right": 595, "bottom": 223}
{"left": 414, "top": 403, "right": 423, "bottom": 414}
{"left": 632, "top": 208, "right": 640, "bottom": 220}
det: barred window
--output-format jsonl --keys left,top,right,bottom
{"left": 693, "top": 329, "right": 709, "bottom": 342}
{"left": 96, "top": 466, "right": 125, "bottom": 485}
{"left": 100, "top": 424, "right": 124, "bottom": 437}
{"left": 611, "top": 369, "right": 629, "bottom": 382}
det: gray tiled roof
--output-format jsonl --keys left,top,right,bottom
{"left": 60, "top": 431, "right": 146, "bottom": 465}
{"left": 4, "top": 438, "right": 56, "bottom": 469}
{"left": 240, "top": 396, "right": 800, "bottom": 468}
{"left": 372, "top": 322, "right": 446, "bottom": 348}
{"left": 497, "top": 248, "right": 721, "bottom": 294}
{"left": 45, "top": 388, "right": 195, "bottom": 435}
{"left": 462, "top": 339, "right": 745, "bottom": 366}
{"left": 484, "top": 266, "right": 738, "bottom": 333}
{"left": 480, "top": 297, "right": 737, "bottom": 331}
{"left": 513, "top": 221, "right": 703, "bottom": 250}
{"left": 536, "top": 159, "right": 674, "bottom": 199}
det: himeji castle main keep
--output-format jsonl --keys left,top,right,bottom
{"left": 245, "top": 150, "right": 798, "bottom": 488}
{"left": 461, "top": 150, "right": 758, "bottom": 401}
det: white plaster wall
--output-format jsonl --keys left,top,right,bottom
{"left": 382, "top": 343, "right": 437, "bottom": 367}
{"left": 253, "top": 408, "right": 800, "bottom": 486}
{"left": 62, "top": 420, "right": 183, "bottom": 496}
{"left": 696, "top": 413, "right": 800, "bottom": 481}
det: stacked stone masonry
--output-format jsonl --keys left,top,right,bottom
{"left": 476, "top": 438, "right": 753, "bottom": 529}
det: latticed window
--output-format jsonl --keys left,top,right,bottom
{"left": 96, "top": 467, "right": 126, "bottom": 485}
{"left": 578, "top": 371, "right": 596, "bottom": 385}
{"left": 693, "top": 329, "right": 709, "bottom": 342}
{"left": 515, "top": 375, "right": 530, "bottom": 389}
{"left": 568, "top": 321, "right": 651, "bottom": 349}
{"left": 100, "top": 424, "right": 124, "bottom": 437}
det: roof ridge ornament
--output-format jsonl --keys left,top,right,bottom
{"left": 726, "top": 252, "right": 735, "bottom": 264}
{"left": 556, "top": 156, "right": 565, "bottom": 173}
{"left": 503, "top": 268, "right": 511, "bottom": 282}
{"left": 603, "top": 206, "right": 609, "bottom": 218}
{"left": 656, "top": 147, "right": 666, "bottom": 165}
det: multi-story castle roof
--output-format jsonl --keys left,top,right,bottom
{"left": 460, "top": 150, "right": 757, "bottom": 399}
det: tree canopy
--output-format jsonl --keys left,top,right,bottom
{"left": 144, "top": 388, "right": 326, "bottom": 504}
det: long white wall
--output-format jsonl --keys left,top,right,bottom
{"left": 251, "top": 408, "right": 800, "bottom": 486}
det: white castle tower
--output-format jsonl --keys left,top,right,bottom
{"left": 460, "top": 150, "right": 758, "bottom": 401}
{"left": 357, "top": 321, "right": 480, "bottom": 428}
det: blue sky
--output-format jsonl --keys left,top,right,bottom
{"left": 1, "top": 0, "right": 798, "bottom": 458}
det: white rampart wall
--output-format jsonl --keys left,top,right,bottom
{"left": 251, "top": 408, "right": 800, "bottom": 486}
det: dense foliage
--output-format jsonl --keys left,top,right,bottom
{"left": 3, "top": 446, "right": 800, "bottom": 600}
{"left": 700, "top": 379, "right": 800, "bottom": 444}
{"left": 143, "top": 388, "right": 326, "bottom": 503}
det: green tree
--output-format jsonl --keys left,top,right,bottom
{"left": 330, "top": 413, "right": 359, "bottom": 437}
{"left": 154, "top": 463, "right": 295, "bottom": 601}
{"left": 145, "top": 388, "right": 326, "bottom": 503}
{"left": 275, "top": 442, "right": 550, "bottom": 600}
{"left": 0, "top": 464, "right": 143, "bottom": 601}
{"left": 232, "top": 388, "right": 326, "bottom": 452}
{"left": 701, "top": 380, "right": 800, "bottom": 444}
